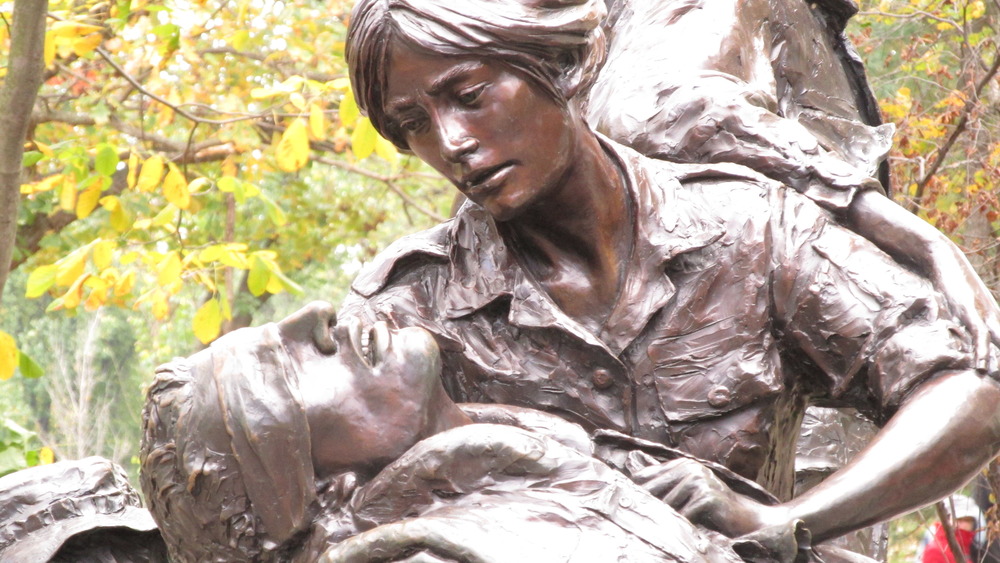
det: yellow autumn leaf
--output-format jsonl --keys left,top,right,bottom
{"left": 193, "top": 299, "right": 223, "bottom": 344}
{"left": 137, "top": 155, "right": 165, "bottom": 192}
{"left": 351, "top": 117, "right": 378, "bottom": 160}
{"left": 188, "top": 177, "right": 211, "bottom": 194}
{"left": 157, "top": 251, "right": 182, "bottom": 287}
{"left": 61, "top": 274, "right": 90, "bottom": 310}
{"left": 21, "top": 174, "right": 65, "bottom": 195}
{"left": 127, "top": 153, "right": 139, "bottom": 189}
{"left": 39, "top": 447, "right": 54, "bottom": 465}
{"left": 55, "top": 249, "right": 87, "bottom": 287}
{"left": 194, "top": 271, "right": 217, "bottom": 293}
{"left": 277, "top": 118, "right": 310, "bottom": 172}
{"left": 92, "top": 239, "right": 115, "bottom": 270}
{"left": 309, "top": 103, "right": 327, "bottom": 140}
{"left": 25, "top": 264, "right": 57, "bottom": 298}
{"left": 0, "top": 331, "right": 17, "bottom": 381}
{"left": 35, "top": 142, "right": 54, "bottom": 158}
{"left": 265, "top": 274, "right": 284, "bottom": 294}
{"left": 199, "top": 245, "right": 224, "bottom": 263}
{"left": 114, "top": 271, "right": 136, "bottom": 297}
{"left": 100, "top": 267, "right": 120, "bottom": 285}
{"left": 163, "top": 163, "right": 191, "bottom": 209}
{"left": 152, "top": 205, "right": 179, "bottom": 227}
{"left": 329, "top": 77, "right": 351, "bottom": 91}
{"left": 72, "top": 33, "right": 103, "bottom": 57}
{"left": 100, "top": 195, "right": 130, "bottom": 232}
{"left": 151, "top": 291, "right": 170, "bottom": 320}
{"left": 158, "top": 103, "right": 175, "bottom": 129}
{"left": 59, "top": 177, "right": 76, "bottom": 212}
{"left": 222, "top": 156, "right": 237, "bottom": 178}
{"left": 375, "top": 135, "right": 399, "bottom": 166}
{"left": 339, "top": 86, "right": 360, "bottom": 126}
{"left": 44, "top": 33, "right": 57, "bottom": 67}
{"left": 49, "top": 21, "right": 105, "bottom": 39}
{"left": 250, "top": 87, "right": 283, "bottom": 100}
{"left": 84, "top": 278, "right": 109, "bottom": 311}
{"left": 76, "top": 178, "right": 102, "bottom": 219}
{"left": 231, "top": 29, "right": 251, "bottom": 51}
{"left": 290, "top": 92, "right": 307, "bottom": 111}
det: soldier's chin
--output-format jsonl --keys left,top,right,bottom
{"left": 393, "top": 327, "right": 443, "bottom": 384}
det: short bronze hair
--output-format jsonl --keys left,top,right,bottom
{"left": 346, "top": 0, "right": 607, "bottom": 149}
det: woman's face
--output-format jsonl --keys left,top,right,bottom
{"left": 383, "top": 41, "right": 578, "bottom": 222}
{"left": 275, "top": 302, "right": 443, "bottom": 478}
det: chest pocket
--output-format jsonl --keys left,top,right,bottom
{"left": 645, "top": 317, "right": 782, "bottom": 422}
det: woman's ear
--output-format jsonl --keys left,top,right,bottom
{"left": 556, "top": 32, "right": 606, "bottom": 100}
{"left": 555, "top": 50, "right": 587, "bottom": 99}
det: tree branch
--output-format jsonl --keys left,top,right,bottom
{"left": 95, "top": 46, "right": 267, "bottom": 127}
{"left": 0, "top": 0, "right": 49, "bottom": 304}
{"left": 31, "top": 108, "right": 237, "bottom": 162}
{"left": 911, "top": 48, "right": 1000, "bottom": 210}
{"left": 198, "top": 46, "right": 341, "bottom": 83}
{"left": 934, "top": 501, "right": 969, "bottom": 563}
{"left": 313, "top": 156, "right": 446, "bottom": 222}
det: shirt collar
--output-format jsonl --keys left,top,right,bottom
{"left": 442, "top": 137, "right": 727, "bottom": 356}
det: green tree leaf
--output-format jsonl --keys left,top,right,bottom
{"left": 95, "top": 143, "right": 119, "bottom": 176}
{"left": 18, "top": 352, "right": 43, "bottom": 379}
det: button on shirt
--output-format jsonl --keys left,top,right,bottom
{"left": 340, "top": 140, "right": 972, "bottom": 498}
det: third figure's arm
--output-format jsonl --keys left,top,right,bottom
{"left": 848, "top": 189, "right": 1000, "bottom": 372}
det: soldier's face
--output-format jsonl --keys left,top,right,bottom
{"left": 276, "top": 302, "right": 443, "bottom": 477}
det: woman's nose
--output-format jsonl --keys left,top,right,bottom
{"left": 437, "top": 118, "right": 478, "bottom": 163}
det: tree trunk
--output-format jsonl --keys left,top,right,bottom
{"left": 0, "top": 0, "right": 48, "bottom": 304}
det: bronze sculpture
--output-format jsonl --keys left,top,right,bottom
{"left": 339, "top": 0, "right": 1000, "bottom": 552}
{"left": 0, "top": 456, "right": 167, "bottom": 562}
{"left": 587, "top": 0, "right": 1000, "bottom": 372}
{"left": 139, "top": 302, "right": 751, "bottom": 562}
{"left": 6, "top": 1, "right": 998, "bottom": 561}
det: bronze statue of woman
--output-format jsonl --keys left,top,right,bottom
{"left": 339, "top": 0, "right": 1000, "bottom": 552}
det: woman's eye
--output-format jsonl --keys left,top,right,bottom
{"left": 457, "top": 84, "right": 485, "bottom": 105}
{"left": 399, "top": 117, "right": 426, "bottom": 133}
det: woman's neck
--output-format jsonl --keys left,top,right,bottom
{"left": 502, "top": 129, "right": 633, "bottom": 331}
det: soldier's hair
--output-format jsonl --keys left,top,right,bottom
{"left": 139, "top": 325, "right": 321, "bottom": 562}
{"left": 346, "top": 0, "right": 607, "bottom": 149}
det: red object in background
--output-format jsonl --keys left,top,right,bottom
{"left": 922, "top": 522, "right": 976, "bottom": 563}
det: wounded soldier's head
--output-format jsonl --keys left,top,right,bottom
{"left": 139, "top": 301, "right": 470, "bottom": 562}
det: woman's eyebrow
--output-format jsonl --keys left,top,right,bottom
{"left": 385, "top": 61, "right": 487, "bottom": 115}
{"left": 426, "top": 62, "right": 485, "bottom": 96}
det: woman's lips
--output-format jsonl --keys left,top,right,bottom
{"left": 463, "top": 163, "right": 513, "bottom": 196}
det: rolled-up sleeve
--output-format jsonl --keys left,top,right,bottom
{"left": 770, "top": 189, "right": 973, "bottom": 418}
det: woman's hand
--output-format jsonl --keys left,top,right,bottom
{"left": 631, "top": 458, "right": 790, "bottom": 538}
